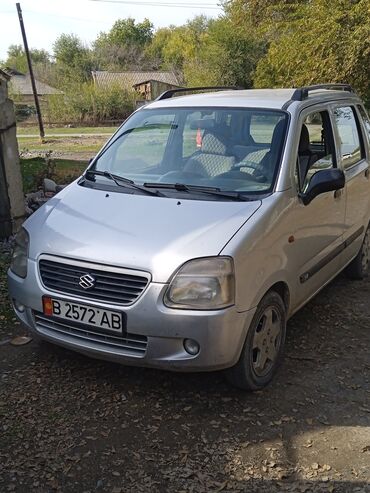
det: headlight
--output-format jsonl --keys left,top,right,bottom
{"left": 10, "top": 228, "right": 29, "bottom": 278}
{"left": 165, "top": 257, "right": 235, "bottom": 310}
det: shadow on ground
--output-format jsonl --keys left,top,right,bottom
{"left": 0, "top": 273, "right": 369, "bottom": 492}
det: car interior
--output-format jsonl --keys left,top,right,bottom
{"left": 95, "top": 108, "right": 290, "bottom": 194}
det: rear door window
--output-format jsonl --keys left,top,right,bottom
{"left": 357, "top": 105, "right": 370, "bottom": 145}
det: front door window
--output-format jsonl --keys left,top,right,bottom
{"left": 296, "top": 111, "right": 336, "bottom": 192}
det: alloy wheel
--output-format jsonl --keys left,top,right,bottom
{"left": 252, "top": 306, "right": 282, "bottom": 377}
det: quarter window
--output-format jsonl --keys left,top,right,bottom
{"left": 334, "top": 106, "right": 365, "bottom": 169}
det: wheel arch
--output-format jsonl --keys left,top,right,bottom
{"left": 267, "top": 281, "right": 290, "bottom": 314}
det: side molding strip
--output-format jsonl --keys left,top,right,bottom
{"left": 300, "top": 226, "right": 364, "bottom": 284}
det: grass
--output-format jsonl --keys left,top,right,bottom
{"left": 21, "top": 157, "right": 87, "bottom": 194}
{"left": 19, "top": 138, "right": 105, "bottom": 154}
{"left": 17, "top": 127, "right": 117, "bottom": 155}
{"left": 17, "top": 126, "right": 119, "bottom": 136}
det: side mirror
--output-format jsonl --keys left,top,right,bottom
{"left": 300, "top": 168, "right": 345, "bottom": 206}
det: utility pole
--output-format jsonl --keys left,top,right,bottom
{"left": 16, "top": 2, "right": 45, "bottom": 141}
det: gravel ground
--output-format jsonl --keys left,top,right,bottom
{"left": 0, "top": 246, "right": 369, "bottom": 493}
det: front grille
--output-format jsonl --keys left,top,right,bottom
{"left": 39, "top": 259, "right": 150, "bottom": 305}
{"left": 34, "top": 312, "right": 148, "bottom": 356}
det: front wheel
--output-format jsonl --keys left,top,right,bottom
{"left": 346, "top": 227, "right": 370, "bottom": 280}
{"left": 226, "top": 291, "right": 286, "bottom": 391}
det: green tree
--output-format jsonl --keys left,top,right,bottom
{"left": 95, "top": 18, "right": 153, "bottom": 48}
{"left": 3, "top": 44, "right": 50, "bottom": 73}
{"left": 145, "top": 26, "right": 176, "bottom": 69}
{"left": 251, "top": 0, "right": 370, "bottom": 103}
{"left": 183, "top": 16, "right": 266, "bottom": 87}
{"left": 146, "top": 16, "right": 211, "bottom": 79}
{"left": 93, "top": 18, "right": 154, "bottom": 70}
{"left": 53, "top": 34, "right": 93, "bottom": 84}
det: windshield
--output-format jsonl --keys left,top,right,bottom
{"left": 91, "top": 107, "right": 288, "bottom": 195}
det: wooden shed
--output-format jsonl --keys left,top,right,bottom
{"left": 132, "top": 79, "right": 181, "bottom": 101}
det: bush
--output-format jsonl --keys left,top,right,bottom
{"left": 47, "top": 83, "right": 135, "bottom": 124}
{"left": 14, "top": 103, "right": 36, "bottom": 122}
{"left": 20, "top": 153, "right": 87, "bottom": 193}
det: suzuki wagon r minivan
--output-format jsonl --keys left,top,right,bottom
{"left": 8, "top": 84, "right": 370, "bottom": 390}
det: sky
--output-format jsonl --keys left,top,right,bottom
{"left": 0, "top": 0, "right": 222, "bottom": 60}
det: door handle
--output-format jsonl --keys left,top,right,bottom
{"left": 334, "top": 189, "right": 343, "bottom": 199}
{"left": 365, "top": 169, "right": 369, "bottom": 179}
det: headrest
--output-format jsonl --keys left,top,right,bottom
{"left": 299, "top": 124, "right": 310, "bottom": 153}
{"left": 201, "top": 133, "right": 228, "bottom": 155}
{"left": 270, "top": 119, "right": 287, "bottom": 149}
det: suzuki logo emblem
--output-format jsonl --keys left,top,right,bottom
{"left": 79, "top": 274, "right": 96, "bottom": 290}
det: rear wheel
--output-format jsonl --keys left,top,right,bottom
{"left": 346, "top": 227, "right": 370, "bottom": 280}
{"left": 226, "top": 291, "right": 286, "bottom": 391}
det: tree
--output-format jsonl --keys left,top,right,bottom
{"left": 95, "top": 18, "right": 153, "bottom": 48}
{"left": 3, "top": 44, "right": 50, "bottom": 73}
{"left": 183, "top": 16, "right": 266, "bottom": 87}
{"left": 145, "top": 26, "right": 177, "bottom": 69}
{"left": 93, "top": 18, "right": 154, "bottom": 71}
{"left": 248, "top": 0, "right": 370, "bottom": 103}
{"left": 53, "top": 34, "right": 93, "bottom": 84}
{"left": 146, "top": 17, "right": 211, "bottom": 79}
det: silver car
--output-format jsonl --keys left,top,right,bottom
{"left": 8, "top": 84, "right": 370, "bottom": 390}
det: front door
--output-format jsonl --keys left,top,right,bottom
{"left": 290, "top": 107, "right": 346, "bottom": 308}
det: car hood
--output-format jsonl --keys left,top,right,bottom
{"left": 26, "top": 182, "right": 261, "bottom": 282}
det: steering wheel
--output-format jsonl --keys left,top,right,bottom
{"left": 220, "top": 165, "right": 269, "bottom": 183}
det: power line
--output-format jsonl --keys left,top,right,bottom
{"left": 88, "top": 0, "right": 221, "bottom": 9}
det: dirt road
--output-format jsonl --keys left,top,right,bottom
{"left": 0, "top": 249, "right": 369, "bottom": 492}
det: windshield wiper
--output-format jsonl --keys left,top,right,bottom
{"left": 85, "top": 170, "right": 164, "bottom": 197}
{"left": 143, "top": 182, "right": 251, "bottom": 201}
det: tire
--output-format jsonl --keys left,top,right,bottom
{"left": 226, "top": 291, "right": 286, "bottom": 391}
{"left": 346, "top": 227, "right": 370, "bottom": 280}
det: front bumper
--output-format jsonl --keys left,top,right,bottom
{"left": 7, "top": 259, "right": 256, "bottom": 371}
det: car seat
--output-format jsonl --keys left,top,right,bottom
{"left": 298, "top": 124, "right": 319, "bottom": 186}
{"left": 184, "top": 133, "right": 235, "bottom": 178}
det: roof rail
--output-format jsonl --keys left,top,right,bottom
{"left": 156, "top": 86, "right": 244, "bottom": 101}
{"left": 291, "top": 83, "right": 354, "bottom": 101}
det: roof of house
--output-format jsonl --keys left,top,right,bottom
{"left": 8, "top": 73, "right": 63, "bottom": 96}
{"left": 0, "top": 69, "right": 11, "bottom": 81}
{"left": 92, "top": 71, "right": 180, "bottom": 90}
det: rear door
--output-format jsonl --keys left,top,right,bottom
{"left": 332, "top": 104, "right": 370, "bottom": 266}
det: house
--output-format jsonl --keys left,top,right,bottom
{"left": 5, "top": 68, "right": 63, "bottom": 104}
{"left": 91, "top": 71, "right": 181, "bottom": 101}
{"left": 0, "top": 69, "right": 25, "bottom": 238}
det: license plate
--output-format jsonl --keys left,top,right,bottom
{"left": 42, "top": 296, "right": 123, "bottom": 333}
